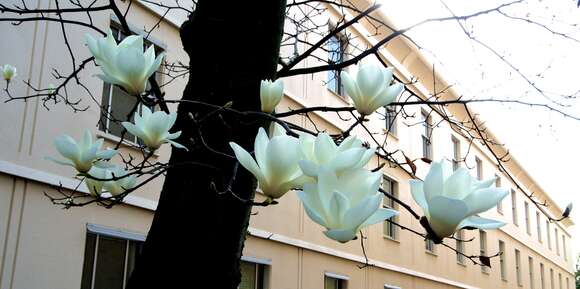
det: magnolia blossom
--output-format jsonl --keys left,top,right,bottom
{"left": 122, "top": 106, "right": 185, "bottom": 151}
{"left": 86, "top": 30, "right": 164, "bottom": 95}
{"left": 229, "top": 126, "right": 307, "bottom": 199}
{"left": 341, "top": 63, "right": 403, "bottom": 116}
{"left": 298, "top": 168, "right": 398, "bottom": 243}
{"left": 49, "top": 130, "right": 117, "bottom": 173}
{"left": 298, "top": 133, "right": 374, "bottom": 178}
{"left": 85, "top": 166, "right": 137, "bottom": 197}
{"left": 47, "top": 83, "right": 56, "bottom": 95}
{"left": 2, "top": 64, "right": 17, "bottom": 81}
{"left": 260, "top": 79, "right": 283, "bottom": 113}
{"left": 410, "top": 160, "right": 508, "bottom": 240}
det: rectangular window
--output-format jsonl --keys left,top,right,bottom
{"left": 525, "top": 202, "right": 531, "bottom": 235}
{"left": 537, "top": 212, "right": 542, "bottom": 243}
{"left": 475, "top": 156, "right": 483, "bottom": 180}
{"left": 496, "top": 175, "right": 503, "bottom": 213}
{"left": 562, "top": 235, "right": 566, "bottom": 260}
{"left": 99, "top": 25, "right": 163, "bottom": 143}
{"left": 550, "top": 268, "right": 554, "bottom": 289}
{"left": 555, "top": 228, "right": 560, "bottom": 255}
{"left": 384, "top": 106, "right": 397, "bottom": 135}
{"left": 529, "top": 257, "right": 535, "bottom": 289}
{"left": 324, "top": 275, "right": 346, "bottom": 289}
{"left": 240, "top": 261, "right": 266, "bottom": 289}
{"left": 499, "top": 241, "right": 507, "bottom": 281}
{"left": 327, "top": 34, "right": 346, "bottom": 96}
{"left": 546, "top": 221, "right": 552, "bottom": 249}
{"left": 425, "top": 239, "right": 436, "bottom": 254}
{"left": 421, "top": 110, "right": 433, "bottom": 159}
{"left": 456, "top": 230, "right": 465, "bottom": 264}
{"left": 80, "top": 228, "right": 144, "bottom": 289}
{"left": 540, "top": 263, "right": 545, "bottom": 289}
{"left": 382, "top": 176, "right": 398, "bottom": 240}
{"left": 452, "top": 136, "right": 460, "bottom": 171}
{"left": 512, "top": 190, "right": 518, "bottom": 226}
{"left": 515, "top": 249, "right": 522, "bottom": 286}
{"left": 479, "top": 230, "right": 488, "bottom": 273}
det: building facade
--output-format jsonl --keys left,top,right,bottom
{"left": 0, "top": 1, "right": 575, "bottom": 289}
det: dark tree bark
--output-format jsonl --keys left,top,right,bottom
{"left": 126, "top": 1, "right": 287, "bottom": 288}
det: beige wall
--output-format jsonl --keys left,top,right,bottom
{"left": 0, "top": 1, "right": 575, "bottom": 289}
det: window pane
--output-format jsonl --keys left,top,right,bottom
{"left": 94, "top": 236, "right": 127, "bottom": 289}
{"left": 108, "top": 87, "right": 138, "bottom": 141}
{"left": 80, "top": 233, "right": 97, "bottom": 289}
{"left": 125, "top": 241, "right": 142, "bottom": 285}
{"left": 240, "top": 261, "right": 257, "bottom": 289}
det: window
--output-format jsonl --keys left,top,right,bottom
{"left": 496, "top": 175, "right": 503, "bottom": 213}
{"left": 456, "top": 230, "right": 465, "bottom": 264}
{"left": 525, "top": 202, "right": 531, "bottom": 235}
{"left": 499, "top": 241, "right": 507, "bottom": 281}
{"left": 324, "top": 274, "right": 346, "bottom": 289}
{"left": 565, "top": 278, "right": 569, "bottom": 289}
{"left": 452, "top": 136, "right": 460, "bottom": 171}
{"left": 558, "top": 273, "right": 562, "bottom": 289}
{"left": 562, "top": 235, "right": 566, "bottom": 260}
{"left": 537, "top": 212, "right": 542, "bottom": 243}
{"left": 475, "top": 156, "right": 483, "bottom": 180}
{"left": 511, "top": 189, "right": 518, "bottom": 226}
{"left": 240, "top": 261, "right": 266, "bottom": 289}
{"left": 384, "top": 106, "right": 397, "bottom": 135}
{"left": 421, "top": 110, "right": 433, "bottom": 159}
{"left": 425, "top": 239, "right": 436, "bottom": 254}
{"left": 382, "top": 176, "right": 398, "bottom": 240}
{"left": 479, "top": 230, "right": 488, "bottom": 273}
{"left": 529, "top": 257, "right": 535, "bottom": 289}
{"left": 540, "top": 263, "right": 545, "bottom": 289}
{"left": 515, "top": 249, "right": 522, "bottom": 286}
{"left": 550, "top": 268, "right": 554, "bottom": 289}
{"left": 99, "top": 25, "right": 163, "bottom": 143}
{"left": 555, "top": 228, "right": 560, "bottom": 255}
{"left": 546, "top": 221, "right": 552, "bottom": 249}
{"left": 327, "top": 34, "right": 346, "bottom": 96}
{"left": 80, "top": 225, "right": 145, "bottom": 289}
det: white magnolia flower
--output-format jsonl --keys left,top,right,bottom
{"left": 49, "top": 130, "right": 117, "bottom": 173}
{"left": 298, "top": 133, "right": 374, "bottom": 178}
{"left": 47, "top": 83, "right": 56, "bottom": 95}
{"left": 2, "top": 64, "right": 17, "bottom": 82}
{"left": 85, "top": 30, "right": 165, "bottom": 95}
{"left": 229, "top": 127, "right": 307, "bottom": 199}
{"left": 341, "top": 63, "right": 404, "bottom": 116}
{"left": 260, "top": 79, "right": 284, "bottom": 113}
{"left": 410, "top": 159, "right": 508, "bottom": 240}
{"left": 298, "top": 168, "right": 398, "bottom": 243}
{"left": 85, "top": 166, "right": 137, "bottom": 197}
{"left": 122, "top": 106, "right": 185, "bottom": 151}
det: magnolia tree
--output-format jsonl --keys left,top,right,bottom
{"left": 0, "top": 0, "right": 577, "bottom": 288}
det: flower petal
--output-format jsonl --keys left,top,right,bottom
{"left": 409, "top": 179, "right": 429, "bottom": 214}
{"left": 462, "top": 187, "right": 509, "bottom": 216}
{"left": 458, "top": 215, "right": 506, "bottom": 230}
{"left": 229, "top": 142, "right": 264, "bottom": 183}
{"left": 324, "top": 228, "right": 358, "bottom": 243}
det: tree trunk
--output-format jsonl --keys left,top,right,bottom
{"left": 126, "top": 1, "right": 286, "bottom": 288}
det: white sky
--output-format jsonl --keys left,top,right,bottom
{"left": 382, "top": 0, "right": 580, "bottom": 254}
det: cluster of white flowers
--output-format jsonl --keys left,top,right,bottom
{"left": 47, "top": 30, "right": 509, "bottom": 244}
{"left": 230, "top": 123, "right": 397, "bottom": 243}
{"left": 47, "top": 130, "right": 137, "bottom": 197}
